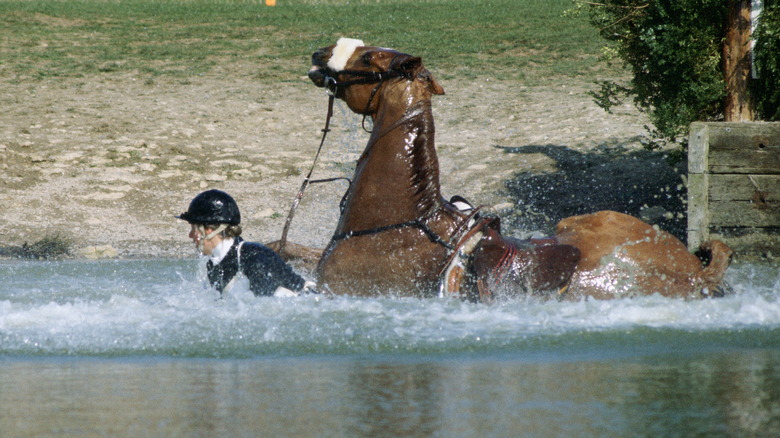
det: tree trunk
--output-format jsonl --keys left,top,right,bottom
{"left": 723, "top": 0, "right": 755, "bottom": 121}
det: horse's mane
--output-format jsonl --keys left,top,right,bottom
{"left": 408, "top": 100, "right": 442, "bottom": 215}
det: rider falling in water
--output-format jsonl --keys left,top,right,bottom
{"left": 177, "top": 189, "right": 315, "bottom": 297}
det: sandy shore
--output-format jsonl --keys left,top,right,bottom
{"left": 1, "top": 71, "right": 662, "bottom": 259}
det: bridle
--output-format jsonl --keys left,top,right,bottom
{"left": 324, "top": 58, "right": 411, "bottom": 132}
{"left": 324, "top": 68, "right": 410, "bottom": 91}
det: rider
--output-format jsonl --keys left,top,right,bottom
{"left": 177, "top": 189, "right": 313, "bottom": 297}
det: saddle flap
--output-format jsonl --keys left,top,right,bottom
{"left": 472, "top": 227, "right": 581, "bottom": 298}
{"left": 524, "top": 242, "right": 580, "bottom": 290}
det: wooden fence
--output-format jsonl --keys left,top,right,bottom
{"left": 687, "top": 122, "right": 780, "bottom": 258}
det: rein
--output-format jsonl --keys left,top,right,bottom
{"left": 276, "top": 93, "right": 335, "bottom": 256}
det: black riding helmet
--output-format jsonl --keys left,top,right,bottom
{"left": 177, "top": 189, "right": 241, "bottom": 225}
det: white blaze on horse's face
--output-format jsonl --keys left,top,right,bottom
{"left": 327, "top": 37, "right": 365, "bottom": 71}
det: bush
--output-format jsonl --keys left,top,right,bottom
{"left": 581, "top": 0, "right": 780, "bottom": 154}
{"left": 753, "top": 2, "right": 780, "bottom": 120}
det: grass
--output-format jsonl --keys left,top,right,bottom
{"left": 0, "top": 0, "right": 608, "bottom": 83}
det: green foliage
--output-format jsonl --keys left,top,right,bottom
{"left": 753, "top": 3, "right": 780, "bottom": 120}
{"left": 582, "top": 0, "right": 727, "bottom": 151}
{"left": 581, "top": 0, "right": 780, "bottom": 154}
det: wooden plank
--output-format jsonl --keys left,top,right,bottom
{"left": 687, "top": 122, "right": 780, "bottom": 255}
{"left": 687, "top": 172, "right": 709, "bottom": 250}
{"left": 709, "top": 200, "right": 780, "bottom": 227}
{"left": 709, "top": 149, "right": 780, "bottom": 174}
{"left": 706, "top": 122, "right": 780, "bottom": 150}
{"left": 707, "top": 227, "right": 780, "bottom": 258}
{"left": 704, "top": 122, "right": 780, "bottom": 174}
{"left": 708, "top": 174, "right": 780, "bottom": 201}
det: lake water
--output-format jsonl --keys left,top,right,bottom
{"left": 1, "top": 258, "right": 778, "bottom": 437}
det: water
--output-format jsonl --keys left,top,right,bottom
{"left": 1, "top": 259, "right": 779, "bottom": 437}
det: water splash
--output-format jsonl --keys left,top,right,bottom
{"left": 0, "top": 259, "right": 777, "bottom": 358}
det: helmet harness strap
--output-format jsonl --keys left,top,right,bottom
{"left": 196, "top": 223, "right": 228, "bottom": 252}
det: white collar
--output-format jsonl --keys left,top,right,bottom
{"left": 209, "top": 237, "right": 235, "bottom": 264}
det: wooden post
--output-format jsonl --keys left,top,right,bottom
{"left": 723, "top": 0, "right": 755, "bottom": 121}
{"left": 687, "top": 122, "right": 710, "bottom": 250}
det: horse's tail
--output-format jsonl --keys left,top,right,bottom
{"left": 697, "top": 239, "right": 735, "bottom": 297}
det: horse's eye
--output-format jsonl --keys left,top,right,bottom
{"left": 362, "top": 52, "right": 372, "bottom": 66}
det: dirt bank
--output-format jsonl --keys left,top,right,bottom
{"left": 2, "top": 70, "right": 673, "bottom": 259}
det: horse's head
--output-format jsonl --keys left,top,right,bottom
{"left": 308, "top": 38, "right": 445, "bottom": 114}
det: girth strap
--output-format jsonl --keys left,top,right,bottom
{"left": 331, "top": 218, "right": 454, "bottom": 251}
{"left": 438, "top": 214, "right": 496, "bottom": 299}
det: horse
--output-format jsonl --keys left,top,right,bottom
{"left": 294, "top": 38, "right": 732, "bottom": 300}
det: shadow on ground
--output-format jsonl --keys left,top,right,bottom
{"left": 500, "top": 144, "right": 688, "bottom": 242}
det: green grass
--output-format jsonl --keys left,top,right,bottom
{"left": 0, "top": 0, "right": 607, "bottom": 82}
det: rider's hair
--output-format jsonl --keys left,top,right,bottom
{"left": 201, "top": 223, "right": 242, "bottom": 238}
{"left": 224, "top": 224, "right": 242, "bottom": 238}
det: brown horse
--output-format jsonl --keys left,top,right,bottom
{"left": 299, "top": 38, "right": 732, "bottom": 300}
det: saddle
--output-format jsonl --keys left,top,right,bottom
{"left": 439, "top": 200, "right": 581, "bottom": 302}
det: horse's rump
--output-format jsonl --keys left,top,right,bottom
{"left": 555, "top": 211, "right": 731, "bottom": 298}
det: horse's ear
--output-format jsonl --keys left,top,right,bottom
{"left": 394, "top": 55, "right": 445, "bottom": 95}
{"left": 394, "top": 55, "right": 423, "bottom": 74}
{"left": 425, "top": 72, "right": 445, "bottom": 95}
{"left": 417, "top": 67, "right": 445, "bottom": 95}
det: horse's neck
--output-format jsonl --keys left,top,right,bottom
{"left": 339, "top": 95, "right": 442, "bottom": 230}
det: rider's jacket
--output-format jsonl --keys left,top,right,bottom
{"left": 206, "top": 237, "right": 306, "bottom": 296}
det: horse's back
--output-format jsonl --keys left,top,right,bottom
{"left": 555, "top": 210, "right": 729, "bottom": 299}
{"left": 555, "top": 210, "right": 693, "bottom": 268}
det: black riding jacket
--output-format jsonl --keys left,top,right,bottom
{"left": 206, "top": 237, "right": 305, "bottom": 296}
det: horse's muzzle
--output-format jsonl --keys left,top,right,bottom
{"left": 309, "top": 45, "right": 338, "bottom": 87}
{"left": 308, "top": 67, "right": 340, "bottom": 96}
{"left": 308, "top": 66, "right": 327, "bottom": 88}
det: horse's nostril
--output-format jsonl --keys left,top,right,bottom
{"left": 308, "top": 68, "right": 326, "bottom": 86}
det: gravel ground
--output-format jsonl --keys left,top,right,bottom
{"left": 2, "top": 68, "right": 682, "bottom": 260}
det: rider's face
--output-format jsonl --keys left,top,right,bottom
{"left": 189, "top": 224, "right": 221, "bottom": 255}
